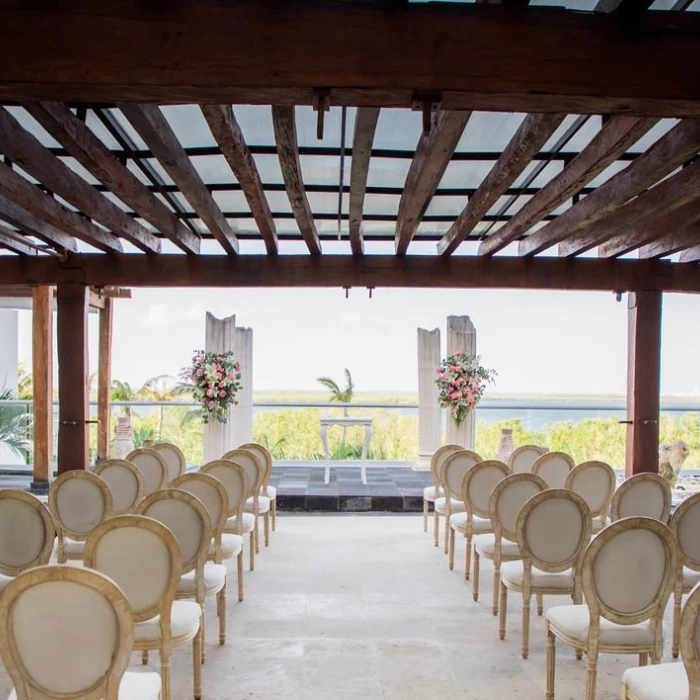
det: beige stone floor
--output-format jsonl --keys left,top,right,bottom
{"left": 0, "top": 515, "right": 678, "bottom": 699}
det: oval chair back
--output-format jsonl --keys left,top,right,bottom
{"left": 222, "top": 448, "right": 264, "bottom": 499}
{"left": 441, "top": 450, "right": 483, "bottom": 502}
{"left": 49, "top": 471, "right": 113, "bottom": 562}
{"left": 462, "top": 460, "right": 510, "bottom": 520}
{"left": 171, "top": 472, "right": 229, "bottom": 563}
{"left": 0, "top": 565, "right": 133, "bottom": 700}
{"left": 509, "top": 445, "right": 548, "bottom": 474}
{"left": 431, "top": 444, "right": 463, "bottom": 493}
{"left": 126, "top": 448, "right": 169, "bottom": 495}
{"left": 94, "top": 459, "right": 145, "bottom": 515}
{"left": 200, "top": 460, "right": 249, "bottom": 521}
{"left": 671, "top": 493, "right": 700, "bottom": 576}
{"left": 679, "top": 580, "right": 700, "bottom": 694}
{"left": 152, "top": 442, "right": 187, "bottom": 481}
{"left": 238, "top": 443, "right": 273, "bottom": 494}
{"left": 0, "top": 490, "right": 55, "bottom": 577}
{"left": 531, "top": 451, "right": 575, "bottom": 489}
{"left": 490, "top": 473, "right": 548, "bottom": 546}
{"left": 565, "top": 460, "right": 616, "bottom": 528}
{"left": 611, "top": 473, "right": 672, "bottom": 523}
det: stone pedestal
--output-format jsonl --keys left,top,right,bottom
{"left": 496, "top": 427, "right": 515, "bottom": 464}
{"left": 415, "top": 327, "right": 441, "bottom": 471}
{"left": 231, "top": 326, "right": 253, "bottom": 447}
{"left": 113, "top": 416, "right": 134, "bottom": 459}
{"left": 445, "top": 315, "right": 477, "bottom": 450}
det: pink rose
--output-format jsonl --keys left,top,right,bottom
{"left": 454, "top": 351, "right": 462, "bottom": 356}
{"left": 206, "top": 389, "right": 214, "bottom": 397}
{"left": 219, "top": 381, "right": 226, "bottom": 388}
{"left": 219, "top": 390, "right": 226, "bottom": 397}
{"left": 197, "top": 368, "right": 204, "bottom": 376}
{"left": 208, "top": 401, "right": 215, "bottom": 408}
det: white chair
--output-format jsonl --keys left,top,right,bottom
{"left": 500, "top": 489, "right": 591, "bottom": 659}
{"left": 422, "top": 444, "right": 462, "bottom": 538}
{"left": 94, "top": 459, "right": 145, "bottom": 515}
{"left": 223, "top": 447, "right": 269, "bottom": 552}
{"left": 448, "top": 459, "right": 509, "bottom": 580}
{"left": 153, "top": 441, "right": 187, "bottom": 482}
{"left": 611, "top": 472, "right": 672, "bottom": 523}
{"left": 565, "top": 460, "right": 615, "bottom": 533}
{"left": 545, "top": 516, "right": 677, "bottom": 700}
{"left": 670, "top": 492, "right": 700, "bottom": 659}
{"left": 85, "top": 514, "right": 195, "bottom": 700}
{"left": 531, "top": 451, "right": 575, "bottom": 489}
{"left": 508, "top": 445, "right": 548, "bottom": 474}
{"left": 0, "top": 564, "right": 161, "bottom": 700}
{"left": 48, "top": 471, "right": 113, "bottom": 563}
{"left": 0, "top": 490, "right": 55, "bottom": 593}
{"left": 239, "top": 442, "right": 277, "bottom": 532}
{"left": 472, "top": 472, "right": 547, "bottom": 615}
{"left": 435, "top": 449, "right": 482, "bottom": 554}
{"left": 621, "top": 580, "right": 700, "bottom": 700}
{"left": 201, "top": 459, "right": 254, "bottom": 578}
{"left": 126, "top": 447, "right": 169, "bottom": 496}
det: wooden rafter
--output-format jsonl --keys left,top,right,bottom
{"left": 271, "top": 106, "right": 322, "bottom": 255}
{"left": 0, "top": 195, "right": 77, "bottom": 252}
{"left": 201, "top": 104, "right": 278, "bottom": 255}
{"left": 521, "top": 119, "right": 700, "bottom": 257}
{"left": 118, "top": 104, "right": 239, "bottom": 255}
{"left": 478, "top": 116, "right": 657, "bottom": 256}
{"left": 0, "top": 162, "right": 123, "bottom": 253}
{"left": 595, "top": 0, "right": 654, "bottom": 14}
{"left": 638, "top": 204, "right": 700, "bottom": 259}
{"left": 2, "top": 254, "right": 699, "bottom": 293}
{"left": 0, "top": 5, "right": 699, "bottom": 117}
{"left": 680, "top": 246, "right": 700, "bottom": 263}
{"left": 24, "top": 102, "right": 200, "bottom": 255}
{"left": 349, "top": 107, "right": 380, "bottom": 256}
{"left": 0, "top": 224, "right": 38, "bottom": 256}
{"left": 596, "top": 162, "right": 700, "bottom": 257}
{"left": 395, "top": 110, "right": 471, "bottom": 255}
{"left": 437, "top": 113, "right": 565, "bottom": 255}
{"left": 0, "top": 108, "right": 160, "bottom": 254}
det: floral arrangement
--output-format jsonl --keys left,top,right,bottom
{"left": 181, "top": 350, "right": 242, "bottom": 424}
{"left": 435, "top": 352, "right": 496, "bottom": 426}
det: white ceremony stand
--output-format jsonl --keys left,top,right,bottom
{"left": 320, "top": 417, "right": 373, "bottom": 484}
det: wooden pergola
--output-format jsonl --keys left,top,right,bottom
{"left": 0, "top": 0, "right": 699, "bottom": 484}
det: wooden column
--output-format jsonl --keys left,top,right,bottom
{"left": 625, "top": 291, "right": 662, "bottom": 477}
{"left": 97, "top": 296, "right": 113, "bottom": 462}
{"left": 30, "top": 286, "right": 53, "bottom": 493}
{"left": 56, "top": 283, "right": 89, "bottom": 473}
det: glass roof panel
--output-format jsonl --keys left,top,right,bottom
{"left": 145, "top": 159, "right": 175, "bottom": 186}
{"left": 263, "top": 191, "right": 293, "bottom": 214}
{"left": 161, "top": 105, "right": 215, "bottom": 148}
{"left": 296, "top": 106, "right": 352, "bottom": 148}
{"left": 307, "top": 191, "right": 340, "bottom": 215}
{"left": 365, "top": 157, "right": 411, "bottom": 188}
{"left": 86, "top": 111, "right": 121, "bottom": 150}
{"left": 58, "top": 157, "right": 101, "bottom": 185}
{"left": 543, "top": 115, "right": 601, "bottom": 152}
{"left": 233, "top": 106, "right": 276, "bottom": 147}
{"left": 4, "top": 107, "right": 60, "bottom": 148}
{"left": 125, "top": 161, "right": 151, "bottom": 185}
{"left": 438, "top": 160, "right": 497, "bottom": 189}
{"left": 212, "top": 191, "right": 251, "bottom": 213}
{"left": 101, "top": 191, "right": 132, "bottom": 213}
{"left": 424, "top": 195, "right": 467, "bottom": 218}
{"left": 190, "top": 155, "right": 235, "bottom": 184}
{"left": 627, "top": 119, "right": 678, "bottom": 153}
{"left": 109, "top": 109, "right": 148, "bottom": 150}
{"left": 512, "top": 160, "right": 564, "bottom": 189}
{"left": 273, "top": 218, "right": 300, "bottom": 235}
{"left": 300, "top": 155, "right": 341, "bottom": 186}
{"left": 374, "top": 109, "right": 423, "bottom": 150}
{"left": 456, "top": 112, "right": 526, "bottom": 152}
{"left": 362, "top": 194, "right": 401, "bottom": 217}
{"left": 252, "top": 154, "right": 284, "bottom": 184}
{"left": 169, "top": 192, "right": 195, "bottom": 213}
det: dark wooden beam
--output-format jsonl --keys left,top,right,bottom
{"left": 118, "top": 104, "right": 239, "bottom": 255}
{"left": 639, "top": 210, "right": 700, "bottom": 259}
{"left": 349, "top": 107, "right": 380, "bottom": 255}
{"left": 595, "top": 0, "right": 654, "bottom": 14}
{"left": 31, "top": 285, "right": 53, "bottom": 492}
{"left": 25, "top": 102, "right": 200, "bottom": 255}
{"left": 1, "top": 254, "right": 700, "bottom": 293}
{"left": 97, "top": 296, "right": 112, "bottom": 462}
{"left": 201, "top": 105, "right": 278, "bottom": 255}
{"left": 0, "top": 162, "right": 123, "bottom": 253}
{"left": 271, "top": 106, "right": 322, "bottom": 255}
{"left": 438, "top": 113, "right": 565, "bottom": 255}
{"left": 0, "top": 195, "right": 77, "bottom": 253}
{"left": 0, "top": 4, "right": 699, "bottom": 117}
{"left": 0, "top": 108, "right": 160, "bottom": 254}
{"left": 395, "top": 111, "right": 471, "bottom": 255}
{"left": 597, "top": 165, "right": 700, "bottom": 257}
{"left": 478, "top": 116, "right": 657, "bottom": 256}
{"left": 0, "top": 224, "right": 37, "bottom": 256}
{"left": 521, "top": 119, "right": 700, "bottom": 256}
{"left": 625, "top": 290, "right": 662, "bottom": 477}
{"left": 56, "top": 282, "right": 89, "bottom": 473}
{"left": 679, "top": 246, "right": 700, "bottom": 263}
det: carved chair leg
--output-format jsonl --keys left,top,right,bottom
{"left": 264, "top": 511, "right": 270, "bottom": 547}
{"left": 537, "top": 592, "right": 544, "bottom": 616}
{"left": 448, "top": 527, "right": 455, "bottom": 570}
{"left": 271, "top": 498, "right": 277, "bottom": 531}
{"left": 423, "top": 499, "right": 428, "bottom": 532}
{"left": 237, "top": 550, "right": 244, "bottom": 601}
{"left": 586, "top": 654, "right": 598, "bottom": 700}
{"left": 464, "top": 534, "right": 472, "bottom": 581}
{"left": 522, "top": 597, "right": 531, "bottom": 659}
{"left": 444, "top": 511, "right": 449, "bottom": 554}
{"left": 546, "top": 623, "right": 556, "bottom": 700}
{"left": 672, "top": 590, "right": 682, "bottom": 659}
{"left": 142, "top": 650, "right": 149, "bottom": 665}
{"left": 639, "top": 653, "right": 648, "bottom": 667}
{"left": 161, "top": 654, "right": 171, "bottom": 700}
{"left": 499, "top": 583, "right": 507, "bottom": 640}
{"left": 255, "top": 514, "right": 260, "bottom": 554}
{"left": 249, "top": 531, "right": 255, "bottom": 571}
{"left": 493, "top": 565, "right": 501, "bottom": 616}
{"left": 433, "top": 511, "right": 440, "bottom": 548}
{"left": 473, "top": 551, "right": 480, "bottom": 602}
{"left": 218, "top": 581, "right": 227, "bottom": 645}
{"left": 193, "top": 627, "right": 202, "bottom": 700}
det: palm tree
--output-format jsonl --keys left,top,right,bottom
{"left": 0, "top": 389, "right": 31, "bottom": 459}
{"left": 110, "top": 379, "right": 140, "bottom": 417}
{"left": 316, "top": 368, "right": 355, "bottom": 407}
{"left": 140, "top": 375, "right": 178, "bottom": 440}
{"left": 17, "top": 363, "right": 33, "bottom": 400}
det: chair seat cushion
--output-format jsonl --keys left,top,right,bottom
{"left": 423, "top": 485, "right": 442, "bottom": 502}
{"left": 500, "top": 561, "right": 574, "bottom": 591}
{"left": 244, "top": 496, "right": 270, "bottom": 514}
{"left": 546, "top": 605, "right": 656, "bottom": 649}
{"left": 178, "top": 563, "right": 226, "bottom": 596}
{"left": 683, "top": 566, "right": 700, "bottom": 592}
{"left": 434, "top": 497, "right": 465, "bottom": 515}
{"left": 64, "top": 537, "right": 85, "bottom": 558}
{"left": 9, "top": 672, "right": 162, "bottom": 700}
{"left": 261, "top": 485, "right": 276, "bottom": 500}
{"left": 622, "top": 661, "right": 688, "bottom": 700}
{"left": 225, "top": 512, "right": 255, "bottom": 533}
{"left": 449, "top": 512, "right": 492, "bottom": 534}
{"left": 209, "top": 533, "right": 243, "bottom": 559}
{"left": 134, "top": 600, "right": 201, "bottom": 644}
{"left": 473, "top": 534, "right": 521, "bottom": 558}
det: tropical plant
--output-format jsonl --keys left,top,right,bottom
{"left": 139, "top": 374, "right": 180, "bottom": 439}
{"left": 110, "top": 380, "right": 141, "bottom": 417}
{"left": 316, "top": 368, "right": 355, "bottom": 405}
{"left": 17, "top": 363, "right": 33, "bottom": 400}
{"left": 0, "top": 389, "right": 32, "bottom": 459}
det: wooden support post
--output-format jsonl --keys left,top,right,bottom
{"left": 625, "top": 291, "right": 662, "bottom": 477}
{"left": 30, "top": 286, "right": 53, "bottom": 493}
{"left": 97, "top": 296, "right": 113, "bottom": 462}
{"left": 56, "top": 283, "right": 89, "bottom": 473}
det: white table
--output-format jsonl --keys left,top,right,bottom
{"left": 320, "top": 416, "right": 373, "bottom": 484}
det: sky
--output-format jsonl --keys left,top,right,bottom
{"left": 13, "top": 287, "right": 700, "bottom": 398}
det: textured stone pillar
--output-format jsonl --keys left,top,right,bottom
{"left": 415, "top": 327, "right": 441, "bottom": 471}
{"left": 203, "top": 313, "right": 237, "bottom": 463}
{"left": 231, "top": 326, "right": 253, "bottom": 447}
{"left": 445, "top": 315, "right": 477, "bottom": 450}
